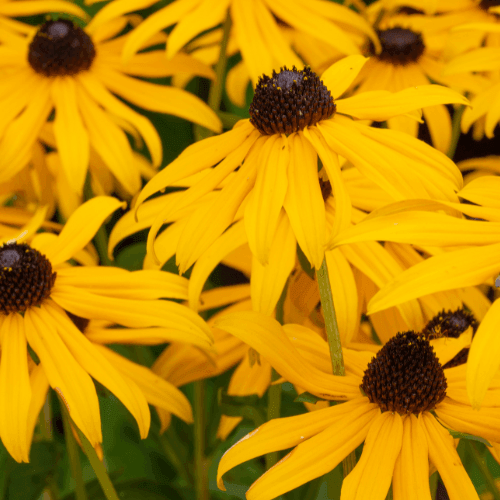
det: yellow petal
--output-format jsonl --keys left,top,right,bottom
{"left": 46, "top": 196, "right": 125, "bottom": 266}
{"left": 320, "top": 55, "right": 368, "bottom": 99}
{"left": 26, "top": 364, "right": 49, "bottom": 452}
{"left": 421, "top": 413, "right": 480, "bottom": 500}
{"left": 96, "top": 67, "right": 221, "bottom": 133}
{"left": 213, "top": 311, "right": 361, "bottom": 399}
{"left": 393, "top": 414, "right": 431, "bottom": 500}
{"left": 52, "top": 77, "right": 90, "bottom": 194}
{"left": 467, "top": 298, "right": 500, "bottom": 408}
{"left": 246, "top": 399, "right": 379, "bottom": 500}
{"left": 445, "top": 47, "right": 500, "bottom": 74}
{"left": 218, "top": 397, "right": 375, "bottom": 490}
{"left": 459, "top": 175, "right": 500, "bottom": 209}
{"left": 188, "top": 220, "right": 248, "bottom": 311}
{"left": 44, "top": 302, "right": 151, "bottom": 439}
{"left": 50, "top": 286, "right": 213, "bottom": 350}
{"left": 251, "top": 210, "right": 296, "bottom": 315}
{"left": 245, "top": 135, "right": 289, "bottom": 265}
{"left": 283, "top": 133, "right": 325, "bottom": 269}
{"left": 342, "top": 412, "right": 403, "bottom": 500}
{"left": 93, "top": 344, "right": 193, "bottom": 423}
{"left": 56, "top": 267, "right": 188, "bottom": 300}
{"left": 336, "top": 85, "right": 468, "bottom": 121}
{"left": 0, "top": 314, "right": 31, "bottom": 462}
{"left": 24, "top": 307, "right": 102, "bottom": 447}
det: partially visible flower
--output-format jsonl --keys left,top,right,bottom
{"left": 215, "top": 314, "right": 493, "bottom": 500}
{"left": 0, "top": 196, "right": 212, "bottom": 462}
{"left": 133, "top": 56, "right": 467, "bottom": 275}
{"left": 0, "top": 16, "right": 220, "bottom": 195}
{"left": 86, "top": 0, "right": 377, "bottom": 85}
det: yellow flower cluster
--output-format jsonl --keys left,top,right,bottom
{"left": 0, "top": 0, "right": 500, "bottom": 499}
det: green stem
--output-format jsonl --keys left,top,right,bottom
{"left": 467, "top": 442, "right": 500, "bottom": 500}
{"left": 429, "top": 472, "right": 438, "bottom": 499}
{"left": 317, "top": 256, "right": 356, "bottom": 478}
{"left": 194, "top": 380, "right": 208, "bottom": 500}
{"left": 194, "top": 10, "right": 232, "bottom": 141}
{"left": 317, "top": 257, "right": 345, "bottom": 376}
{"left": 265, "top": 369, "right": 282, "bottom": 470}
{"left": 39, "top": 395, "right": 53, "bottom": 441}
{"left": 447, "top": 104, "right": 465, "bottom": 160}
{"left": 60, "top": 401, "right": 88, "bottom": 500}
{"left": 68, "top": 418, "right": 120, "bottom": 500}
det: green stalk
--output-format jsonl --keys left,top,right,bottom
{"left": 429, "top": 472, "right": 438, "bottom": 500}
{"left": 194, "top": 10, "right": 232, "bottom": 141}
{"left": 265, "top": 281, "right": 288, "bottom": 469}
{"left": 194, "top": 380, "right": 208, "bottom": 500}
{"left": 317, "top": 256, "right": 356, "bottom": 479}
{"left": 60, "top": 400, "right": 88, "bottom": 500}
{"left": 447, "top": 104, "right": 465, "bottom": 160}
{"left": 467, "top": 442, "right": 500, "bottom": 500}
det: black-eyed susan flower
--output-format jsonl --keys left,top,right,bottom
{"left": 215, "top": 312, "right": 497, "bottom": 500}
{"left": 0, "top": 196, "right": 212, "bottom": 463}
{"left": 87, "top": 0, "right": 377, "bottom": 86}
{"left": 134, "top": 56, "right": 468, "bottom": 274}
{"left": 0, "top": 16, "right": 220, "bottom": 195}
{"left": 0, "top": 0, "right": 87, "bottom": 37}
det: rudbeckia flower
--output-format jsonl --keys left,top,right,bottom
{"left": 134, "top": 55, "right": 467, "bottom": 273}
{"left": 0, "top": 0, "right": 87, "bottom": 37}
{"left": 0, "top": 196, "right": 212, "bottom": 463}
{"left": 0, "top": 15, "right": 221, "bottom": 195}
{"left": 215, "top": 312, "right": 498, "bottom": 500}
{"left": 86, "top": 0, "right": 377, "bottom": 85}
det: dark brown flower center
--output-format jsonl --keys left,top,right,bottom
{"left": 320, "top": 179, "right": 332, "bottom": 201}
{"left": 396, "top": 7, "right": 425, "bottom": 15}
{"left": 65, "top": 310, "right": 90, "bottom": 333}
{"left": 422, "top": 308, "right": 478, "bottom": 369}
{"left": 249, "top": 66, "right": 336, "bottom": 135}
{"left": 28, "top": 20, "right": 96, "bottom": 77}
{"left": 0, "top": 242, "right": 56, "bottom": 314}
{"left": 480, "top": 0, "right": 500, "bottom": 10}
{"left": 373, "top": 27, "right": 425, "bottom": 65}
{"left": 361, "top": 331, "right": 447, "bottom": 414}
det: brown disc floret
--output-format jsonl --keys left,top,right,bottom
{"left": 373, "top": 27, "right": 425, "bottom": 65}
{"left": 0, "top": 243, "right": 56, "bottom": 314}
{"left": 28, "top": 19, "right": 96, "bottom": 77}
{"left": 360, "top": 331, "right": 447, "bottom": 414}
{"left": 249, "top": 66, "right": 336, "bottom": 135}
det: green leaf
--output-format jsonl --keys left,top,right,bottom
{"left": 8, "top": 442, "right": 57, "bottom": 500}
{"left": 448, "top": 430, "right": 492, "bottom": 447}
{"left": 218, "top": 389, "right": 266, "bottom": 428}
{"left": 115, "top": 242, "right": 147, "bottom": 271}
{"left": 294, "top": 392, "right": 327, "bottom": 404}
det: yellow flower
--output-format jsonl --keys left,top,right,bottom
{"left": 0, "top": 196, "right": 212, "bottom": 463}
{"left": 0, "top": 16, "right": 220, "bottom": 195}
{"left": 134, "top": 56, "right": 467, "bottom": 274}
{"left": 0, "top": 0, "right": 87, "bottom": 37}
{"left": 215, "top": 312, "right": 497, "bottom": 500}
{"left": 87, "top": 0, "right": 377, "bottom": 85}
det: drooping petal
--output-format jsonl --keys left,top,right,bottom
{"left": 341, "top": 412, "right": 403, "bottom": 500}
{"left": 50, "top": 286, "right": 213, "bottom": 350}
{"left": 45, "top": 196, "right": 125, "bottom": 266}
{"left": 26, "top": 364, "right": 49, "bottom": 451}
{"left": 93, "top": 344, "right": 193, "bottom": 424}
{"left": 213, "top": 311, "right": 361, "bottom": 399}
{"left": 24, "top": 307, "right": 103, "bottom": 447}
{"left": 0, "top": 314, "right": 31, "bottom": 462}
{"left": 283, "top": 133, "right": 325, "bottom": 269}
{"left": 245, "top": 135, "right": 289, "bottom": 265}
{"left": 51, "top": 77, "right": 90, "bottom": 194}
{"left": 393, "top": 414, "right": 431, "bottom": 500}
{"left": 421, "top": 413, "right": 480, "bottom": 500}
{"left": 43, "top": 302, "right": 150, "bottom": 439}
{"left": 56, "top": 267, "right": 188, "bottom": 300}
{"left": 251, "top": 210, "right": 295, "bottom": 315}
{"left": 218, "top": 397, "right": 376, "bottom": 490}
{"left": 245, "top": 400, "right": 378, "bottom": 500}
